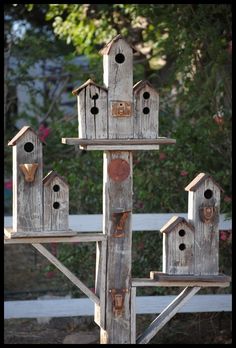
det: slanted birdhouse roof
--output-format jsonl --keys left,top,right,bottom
{"left": 133, "top": 80, "right": 158, "bottom": 94}
{"left": 8, "top": 126, "right": 45, "bottom": 146}
{"left": 185, "top": 173, "right": 224, "bottom": 192}
{"left": 99, "top": 34, "right": 136, "bottom": 55}
{"left": 160, "top": 216, "right": 194, "bottom": 234}
{"left": 43, "top": 170, "right": 68, "bottom": 186}
{"left": 72, "top": 79, "right": 107, "bottom": 96}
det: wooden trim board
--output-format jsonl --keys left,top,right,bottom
{"left": 132, "top": 278, "right": 231, "bottom": 288}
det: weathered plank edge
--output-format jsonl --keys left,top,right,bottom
{"left": 150, "top": 272, "right": 231, "bottom": 283}
{"left": 132, "top": 278, "right": 231, "bottom": 288}
{"left": 61, "top": 137, "right": 176, "bottom": 145}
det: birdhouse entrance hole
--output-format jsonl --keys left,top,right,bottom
{"left": 204, "top": 189, "right": 213, "bottom": 199}
{"left": 53, "top": 202, "right": 60, "bottom": 209}
{"left": 143, "top": 107, "right": 150, "bottom": 114}
{"left": 91, "top": 107, "right": 99, "bottom": 115}
{"left": 91, "top": 93, "right": 99, "bottom": 100}
{"left": 115, "top": 53, "right": 125, "bottom": 63}
{"left": 178, "top": 229, "right": 186, "bottom": 237}
{"left": 143, "top": 92, "right": 150, "bottom": 99}
{"left": 24, "top": 142, "right": 34, "bottom": 152}
{"left": 179, "top": 243, "right": 186, "bottom": 251}
{"left": 53, "top": 184, "right": 60, "bottom": 192}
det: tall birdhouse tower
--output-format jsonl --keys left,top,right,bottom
{"left": 185, "top": 173, "right": 223, "bottom": 275}
{"left": 8, "top": 126, "right": 43, "bottom": 233}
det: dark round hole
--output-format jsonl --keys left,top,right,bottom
{"left": 143, "top": 107, "right": 150, "bottom": 114}
{"left": 91, "top": 93, "right": 98, "bottom": 100}
{"left": 91, "top": 106, "right": 99, "bottom": 115}
{"left": 179, "top": 229, "right": 186, "bottom": 237}
{"left": 24, "top": 142, "right": 34, "bottom": 152}
{"left": 143, "top": 92, "right": 150, "bottom": 99}
{"left": 53, "top": 185, "right": 60, "bottom": 192}
{"left": 115, "top": 53, "right": 125, "bottom": 64}
{"left": 53, "top": 202, "right": 60, "bottom": 209}
{"left": 179, "top": 243, "right": 186, "bottom": 251}
{"left": 204, "top": 189, "right": 213, "bottom": 199}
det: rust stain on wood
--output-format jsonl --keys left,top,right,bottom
{"left": 111, "top": 101, "right": 132, "bottom": 117}
{"left": 19, "top": 163, "right": 38, "bottom": 182}
{"left": 108, "top": 159, "right": 130, "bottom": 182}
{"left": 112, "top": 211, "right": 130, "bottom": 237}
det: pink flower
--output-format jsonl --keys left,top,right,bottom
{"left": 224, "top": 196, "right": 232, "bottom": 203}
{"left": 4, "top": 181, "right": 12, "bottom": 190}
{"left": 159, "top": 152, "right": 166, "bottom": 160}
{"left": 220, "top": 230, "right": 231, "bottom": 241}
{"left": 38, "top": 124, "right": 51, "bottom": 142}
{"left": 180, "top": 170, "right": 188, "bottom": 177}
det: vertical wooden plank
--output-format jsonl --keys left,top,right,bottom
{"left": 103, "top": 39, "right": 134, "bottom": 138}
{"left": 12, "top": 131, "right": 43, "bottom": 232}
{"left": 102, "top": 150, "right": 133, "bottom": 344}
{"left": 92, "top": 85, "right": 108, "bottom": 139}
{"left": 94, "top": 240, "right": 107, "bottom": 329}
{"left": 131, "top": 287, "right": 136, "bottom": 344}
{"left": 188, "top": 179, "right": 220, "bottom": 275}
{"left": 85, "top": 85, "right": 96, "bottom": 139}
{"left": 77, "top": 89, "right": 87, "bottom": 138}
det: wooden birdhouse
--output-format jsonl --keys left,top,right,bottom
{"left": 160, "top": 216, "right": 194, "bottom": 275}
{"left": 43, "top": 170, "right": 69, "bottom": 231}
{"left": 72, "top": 79, "right": 108, "bottom": 139}
{"left": 100, "top": 34, "right": 136, "bottom": 139}
{"left": 133, "top": 80, "right": 159, "bottom": 139}
{"left": 185, "top": 173, "right": 223, "bottom": 275}
{"left": 8, "top": 126, "right": 43, "bottom": 233}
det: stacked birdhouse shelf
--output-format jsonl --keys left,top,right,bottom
{"left": 5, "top": 126, "right": 74, "bottom": 238}
{"left": 150, "top": 172, "right": 230, "bottom": 284}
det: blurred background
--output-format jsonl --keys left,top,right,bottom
{"left": 4, "top": 4, "right": 231, "bottom": 344}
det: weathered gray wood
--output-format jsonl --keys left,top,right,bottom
{"left": 162, "top": 219, "right": 194, "bottom": 274}
{"left": 150, "top": 272, "right": 231, "bottom": 283}
{"left": 77, "top": 89, "right": 87, "bottom": 139}
{"left": 133, "top": 81, "right": 159, "bottom": 139}
{"left": 4, "top": 227, "right": 76, "bottom": 239}
{"left": 187, "top": 176, "right": 221, "bottom": 275}
{"left": 10, "top": 127, "right": 43, "bottom": 232}
{"left": 62, "top": 137, "right": 176, "bottom": 145}
{"left": 132, "top": 278, "right": 230, "bottom": 288}
{"left": 4, "top": 230, "right": 106, "bottom": 243}
{"left": 4, "top": 213, "right": 232, "bottom": 232}
{"left": 102, "top": 36, "right": 133, "bottom": 139}
{"left": 81, "top": 144, "right": 160, "bottom": 151}
{"left": 91, "top": 84, "right": 108, "bottom": 139}
{"left": 4, "top": 294, "right": 232, "bottom": 319}
{"left": 94, "top": 240, "right": 107, "bottom": 329}
{"left": 136, "top": 287, "right": 200, "bottom": 344}
{"left": 43, "top": 171, "right": 69, "bottom": 231}
{"left": 102, "top": 151, "right": 133, "bottom": 344}
{"left": 32, "top": 243, "right": 100, "bottom": 305}
{"left": 131, "top": 287, "right": 136, "bottom": 344}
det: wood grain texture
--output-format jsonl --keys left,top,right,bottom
{"left": 12, "top": 130, "right": 43, "bottom": 232}
{"left": 188, "top": 178, "right": 221, "bottom": 275}
{"left": 62, "top": 137, "right": 176, "bottom": 145}
{"left": 132, "top": 278, "right": 230, "bottom": 288}
{"left": 102, "top": 151, "right": 133, "bottom": 343}
{"left": 131, "top": 287, "right": 136, "bottom": 344}
{"left": 43, "top": 175, "right": 69, "bottom": 231}
{"left": 136, "top": 287, "right": 200, "bottom": 344}
{"left": 32, "top": 243, "right": 100, "bottom": 305}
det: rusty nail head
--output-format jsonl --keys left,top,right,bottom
{"left": 108, "top": 159, "right": 130, "bottom": 182}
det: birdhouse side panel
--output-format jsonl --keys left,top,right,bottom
{"left": 43, "top": 179, "right": 69, "bottom": 231}
{"left": 13, "top": 133, "right": 43, "bottom": 232}
{"left": 86, "top": 84, "right": 108, "bottom": 139}
{"left": 77, "top": 89, "right": 87, "bottom": 139}
{"left": 164, "top": 224, "right": 194, "bottom": 275}
{"left": 134, "top": 86, "right": 159, "bottom": 139}
{"left": 188, "top": 180, "right": 220, "bottom": 275}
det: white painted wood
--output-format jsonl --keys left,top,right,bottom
{"left": 32, "top": 243, "right": 100, "bottom": 305}
{"left": 43, "top": 173, "right": 69, "bottom": 231}
{"left": 136, "top": 287, "right": 200, "bottom": 344}
{"left": 188, "top": 177, "right": 221, "bottom": 275}
{"left": 4, "top": 213, "right": 232, "bottom": 232}
{"left": 103, "top": 38, "right": 133, "bottom": 139}
{"left": 11, "top": 129, "right": 43, "bottom": 232}
{"left": 131, "top": 287, "right": 136, "bottom": 344}
{"left": 4, "top": 294, "right": 232, "bottom": 319}
{"left": 4, "top": 232, "right": 106, "bottom": 244}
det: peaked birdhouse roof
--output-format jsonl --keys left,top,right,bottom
{"left": 160, "top": 216, "right": 194, "bottom": 234}
{"left": 99, "top": 34, "right": 136, "bottom": 55}
{"left": 185, "top": 173, "right": 224, "bottom": 192}
{"left": 8, "top": 126, "right": 45, "bottom": 146}
{"left": 43, "top": 170, "right": 68, "bottom": 186}
{"left": 72, "top": 79, "right": 107, "bottom": 96}
{"left": 133, "top": 80, "right": 158, "bottom": 94}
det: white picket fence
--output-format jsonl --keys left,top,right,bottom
{"left": 4, "top": 214, "right": 232, "bottom": 320}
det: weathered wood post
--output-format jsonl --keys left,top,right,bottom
{"left": 62, "top": 34, "right": 176, "bottom": 344}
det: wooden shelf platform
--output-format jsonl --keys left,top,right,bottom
{"left": 61, "top": 137, "right": 176, "bottom": 150}
{"left": 4, "top": 227, "right": 106, "bottom": 244}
